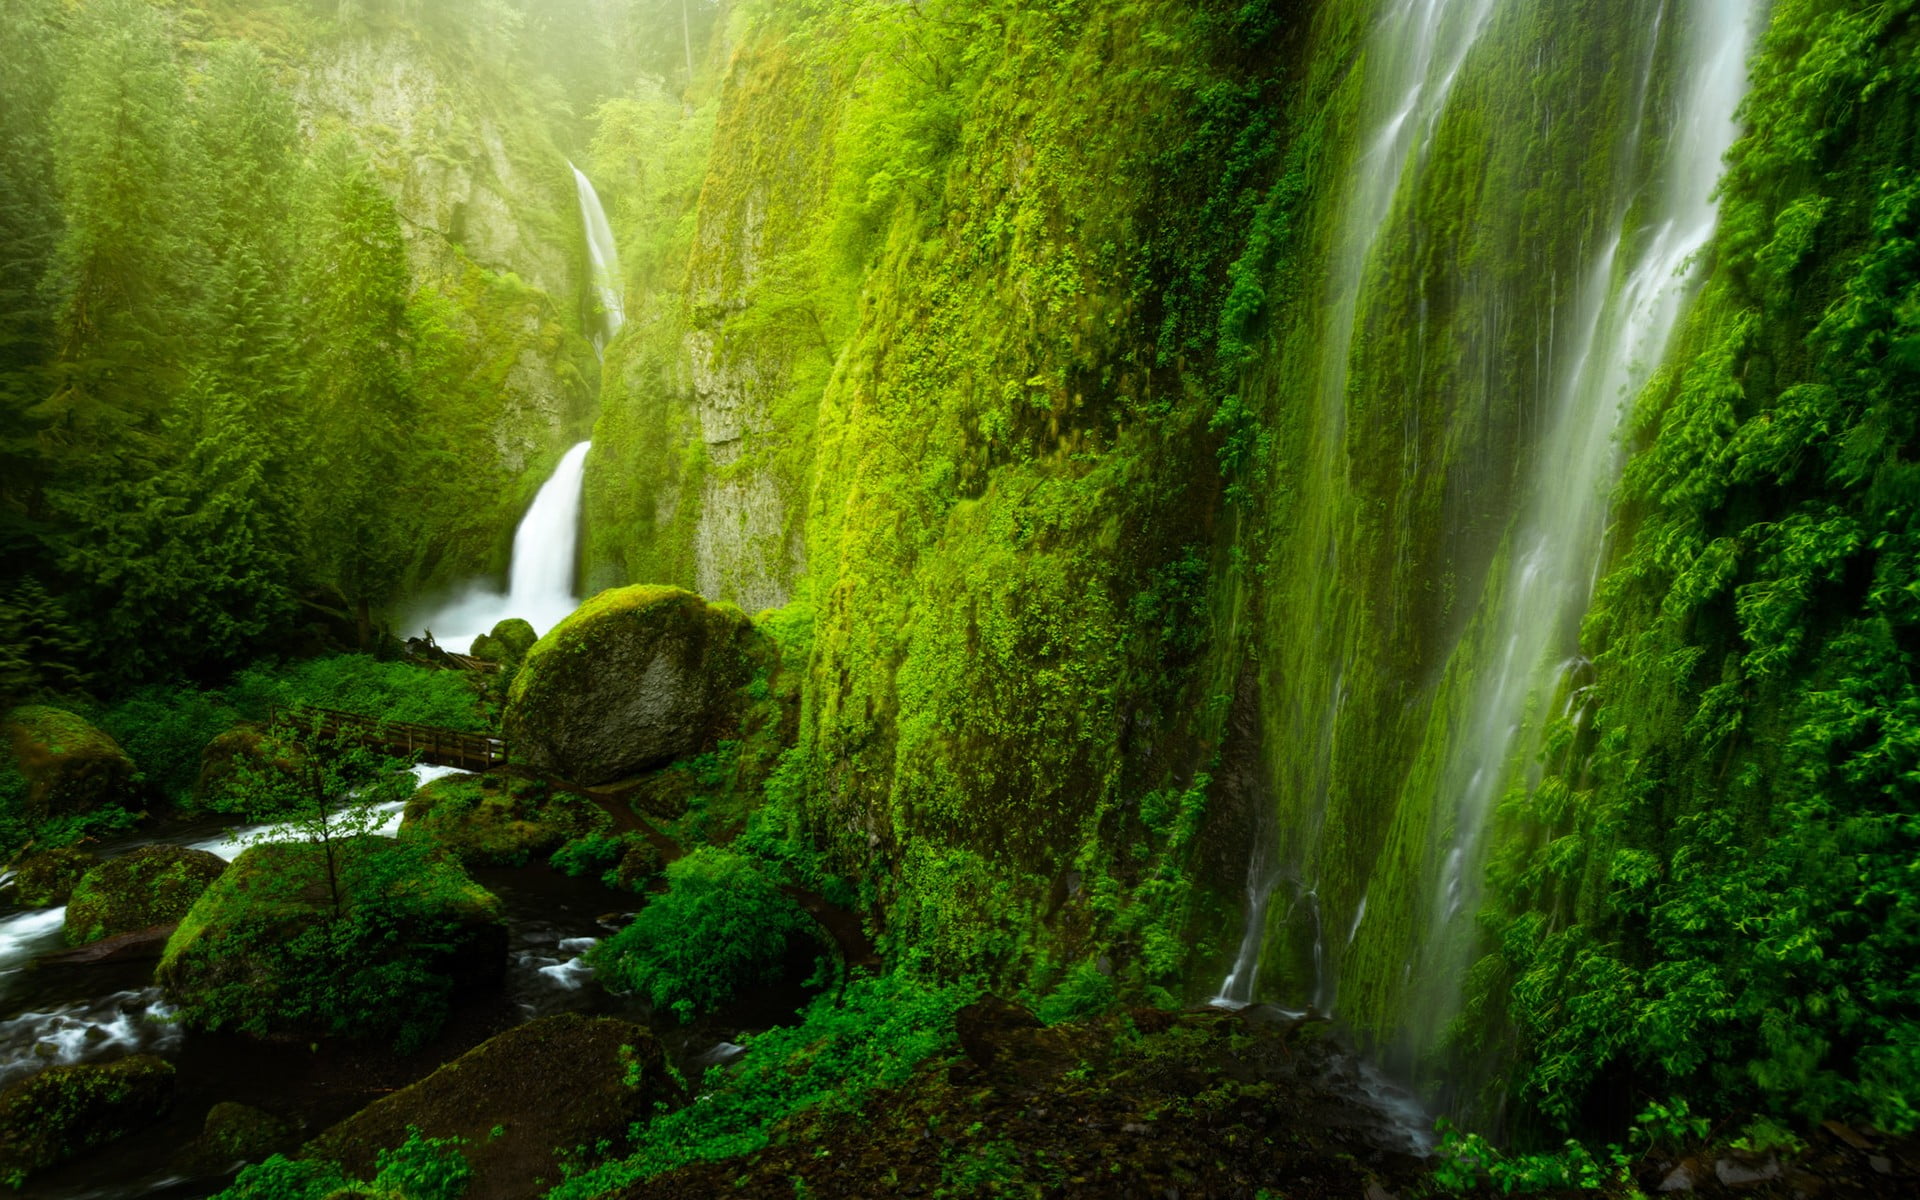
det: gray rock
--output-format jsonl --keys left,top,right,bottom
{"left": 502, "top": 586, "right": 766, "bottom": 785}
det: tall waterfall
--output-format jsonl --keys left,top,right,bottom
{"left": 1228, "top": 0, "right": 1764, "bottom": 1059}
{"left": 570, "top": 162, "right": 625, "bottom": 351}
{"left": 1216, "top": 0, "right": 1500, "bottom": 1009}
{"left": 1416, "top": 0, "right": 1761, "bottom": 1035}
{"left": 414, "top": 441, "right": 593, "bottom": 650}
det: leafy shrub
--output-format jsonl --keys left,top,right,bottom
{"left": 587, "top": 847, "right": 820, "bottom": 1021}
{"left": 216, "top": 1128, "right": 470, "bottom": 1200}
{"left": 1034, "top": 959, "right": 1116, "bottom": 1025}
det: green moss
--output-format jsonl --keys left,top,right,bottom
{"left": 64, "top": 844, "right": 227, "bottom": 946}
{"left": 4, "top": 705, "right": 136, "bottom": 820}
{"left": 400, "top": 772, "right": 604, "bottom": 868}
{"left": 159, "top": 839, "right": 504, "bottom": 1049}
{"left": 8, "top": 846, "right": 96, "bottom": 907}
{"left": 0, "top": 1056, "right": 175, "bottom": 1188}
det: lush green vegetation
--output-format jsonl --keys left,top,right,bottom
{"left": 550, "top": 970, "right": 978, "bottom": 1197}
{"left": 587, "top": 845, "right": 821, "bottom": 1021}
{"left": 217, "top": 1128, "right": 472, "bottom": 1200}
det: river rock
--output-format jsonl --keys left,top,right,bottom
{"left": 8, "top": 846, "right": 97, "bottom": 907}
{"left": 307, "top": 1014, "right": 677, "bottom": 1200}
{"left": 157, "top": 840, "right": 505, "bottom": 1045}
{"left": 3, "top": 706, "right": 136, "bottom": 820}
{"left": 174, "top": 1101, "right": 296, "bottom": 1174}
{"left": 64, "top": 845, "right": 228, "bottom": 947}
{"left": 502, "top": 586, "right": 768, "bottom": 785}
{"left": 192, "top": 725, "right": 307, "bottom": 811}
{"left": 399, "top": 772, "right": 599, "bottom": 867}
{"left": 0, "top": 1055, "right": 175, "bottom": 1185}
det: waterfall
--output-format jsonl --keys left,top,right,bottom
{"left": 414, "top": 441, "right": 592, "bottom": 651}
{"left": 570, "top": 162, "right": 625, "bottom": 351}
{"left": 1216, "top": 0, "right": 1498, "bottom": 1005}
{"left": 1416, "top": 0, "right": 1761, "bottom": 1025}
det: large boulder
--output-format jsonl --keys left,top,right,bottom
{"left": 0, "top": 1056, "right": 175, "bottom": 1186}
{"left": 8, "top": 846, "right": 97, "bottom": 907}
{"left": 3, "top": 706, "right": 136, "bottom": 820}
{"left": 157, "top": 839, "right": 505, "bottom": 1048}
{"left": 307, "top": 1014, "right": 677, "bottom": 1200}
{"left": 399, "top": 772, "right": 602, "bottom": 868}
{"left": 65, "top": 844, "right": 228, "bottom": 946}
{"left": 502, "top": 587, "right": 768, "bottom": 785}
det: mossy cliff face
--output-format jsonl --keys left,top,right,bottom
{"left": 294, "top": 30, "right": 600, "bottom": 591}
{"left": 505, "top": 585, "right": 767, "bottom": 785}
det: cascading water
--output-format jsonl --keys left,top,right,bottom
{"left": 412, "top": 164, "right": 624, "bottom": 651}
{"left": 1413, "top": 0, "right": 1761, "bottom": 1037}
{"left": 570, "top": 162, "right": 626, "bottom": 350}
{"left": 1216, "top": 0, "right": 1499, "bottom": 1007}
{"left": 414, "top": 440, "right": 593, "bottom": 650}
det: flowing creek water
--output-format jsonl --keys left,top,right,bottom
{"left": 0, "top": 762, "right": 797, "bottom": 1199}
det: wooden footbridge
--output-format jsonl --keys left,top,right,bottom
{"left": 268, "top": 704, "right": 508, "bottom": 773}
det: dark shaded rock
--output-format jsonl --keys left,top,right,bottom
{"left": 3, "top": 706, "right": 136, "bottom": 820}
{"left": 8, "top": 846, "right": 97, "bottom": 907}
{"left": 1715, "top": 1154, "right": 1783, "bottom": 1187}
{"left": 308, "top": 1014, "right": 676, "bottom": 1200}
{"left": 0, "top": 1055, "right": 175, "bottom": 1186}
{"left": 174, "top": 1101, "right": 296, "bottom": 1174}
{"left": 503, "top": 586, "right": 767, "bottom": 786}
{"left": 193, "top": 725, "right": 306, "bottom": 810}
{"left": 39, "top": 921, "right": 176, "bottom": 966}
{"left": 956, "top": 995, "right": 1043, "bottom": 1072}
{"left": 65, "top": 845, "right": 227, "bottom": 946}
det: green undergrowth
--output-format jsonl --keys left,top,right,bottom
{"left": 215, "top": 1128, "right": 471, "bottom": 1200}
{"left": 587, "top": 846, "right": 823, "bottom": 1022}
{"left": 84, "top": 654, "right": 487, "bottom": 809}
{"left": 547, "top": 968, "right": 979, "bottom": 1198}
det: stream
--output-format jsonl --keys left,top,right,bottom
{"left": 0, "top": 765, "right": 789, "bottom": 1200}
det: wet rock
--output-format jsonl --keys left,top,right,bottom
{"left": 174, "top": 1101, "right": 296, "bottom": 1174}
{"left": 3, "top": 706, "right": 136, "bottom": 819}
{"left": 1715, "top": 1154, "right": 1783, "bottom": 1187}
{"left": 192, "top": 725, "right": 306, "bottom": 811}
{"left": 400, "top": 772, "right": 597, "bottom": 867}
{"left": 64, "top": 845, "right": 227, "bottom": 946}
{"left": 503, "top": 586, "right": 767, "bottom": 785}
{"left": 39, "top": 921, "right": 177, "bottom": 966}
{"left": 1658, "top": 1160, "right": 1698, "bottom": 1191}
{"left": 308, "top": 1014, "right": 676, "bottom": 1200}
{"left": 8, "top": 846, "right": 97, "bottom": 907}
{"left": 0, "top": 1055, "right": 175, "bottom": 1185}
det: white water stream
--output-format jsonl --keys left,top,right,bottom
{"left": 1423, "top": 0, "right": 1761, "bottom": 978}
{"left": 570, "top": 162, "right": 626, "bottom": 350}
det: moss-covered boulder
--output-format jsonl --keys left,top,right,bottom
{"left": 502, "top": 587, "right": 767, "bottom": 786}
{"left": 192, "top": 725, "right": 307, "bottom": 811}
{"left": 64, "top": 845, "right": 228, "bottom": 946}
{"left": 399, "top": 772, "right": 602, "bottom": 867}
{"left": 157, "top": 839, "right": 506, "bottom": 1047}
{"left": 470, "top": 617, "right": 538, "bottom": 664}
{"left": 3, "top": 706, "right": 136, "bottom": 820}
{"left": 8, "top": 846, "right": 97, "bottom": 907}
{"left": 308, "top": 1014, "right": 677, "bottom": 1200}
{"left": 173, "top": 1101, "right": 296, "bottom": 1174}
{"left": 0, "top": 1055, "right": 175, "bottom": 1187}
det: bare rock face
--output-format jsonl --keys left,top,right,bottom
{"left": 502, "top": 586, "right": 768, "bottom": 786}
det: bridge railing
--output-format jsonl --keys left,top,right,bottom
{"left": 268, "top": 704, "right": 508, "bottom": 773}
